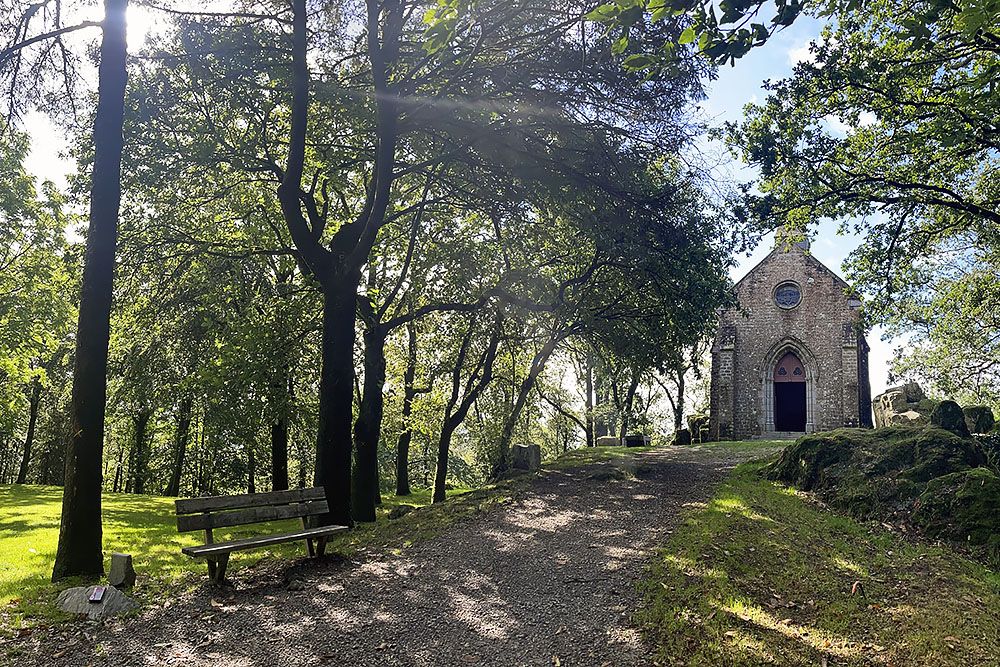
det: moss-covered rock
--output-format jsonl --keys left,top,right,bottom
{"left": 964, "top": 405, "right": 996, "bottom": 434}
{"left": 768, "top": 426, "right": 987, "bottom": 519}
{"left": 912, "top": 468, "right": 1000, "bottom": 561}
{"left": 931, "top": 400, "right": 971, "bottom": 437}
{"left": 672, "top": 428, "right": 692, "bottom": 446}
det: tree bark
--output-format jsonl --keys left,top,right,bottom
{"left": 494, "top": 333, "right": 559, "bottom": 478}
{"left": 352, "top": 324, "right": 387, "bottom": 522}
{"left": 247, "top": 445, "right": 256, "bottom": 494}
{"left": 395, "top": 320, "right": 418, "bottom": 496}
{"left": 164, "top": 395, "right": 193, "bottom": 497}
{"left": 618, "top": 371, "right": 641, "bottom": 439}
{"left": 131, "top": 410, "right": 151, "bottom": 495}
{"left": 52, "top": 0, "right": 128, "bottom": 581}
{"left": 314, "top": 285, "right": 358, "bottom": 526}
{"left": 15, "top": 377, "right": 42, "bottom": 484}
{"left": 433, "top": 318, "right": 502, "bottom": 503}
{"left": 584, "top": 355, "right": 595, "bottom": 447}
{"left": 271, "top": 417, "right": 289, "bottom": 492}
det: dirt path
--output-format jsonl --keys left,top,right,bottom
{"left": 14, "top": 445, "right": 772, "bottom": 667}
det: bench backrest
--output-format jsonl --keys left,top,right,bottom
{"left": 175, "top": 487, "right": 328, "bottom": 533}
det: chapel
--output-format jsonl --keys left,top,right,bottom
{"left": 709, "top": 233, "right": 873, "bottom": 440}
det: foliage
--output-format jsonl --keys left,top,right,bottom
{"left": 725, "top": 0, "right": 1000, "bottom": 405}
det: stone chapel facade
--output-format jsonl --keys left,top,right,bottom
{"left": 709, "top": 237, "right": 873, "bottom": 440}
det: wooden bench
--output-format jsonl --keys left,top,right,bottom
{"left": 175, "top": 487, "right": 348, "bottom": 584}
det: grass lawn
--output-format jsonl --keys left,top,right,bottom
{"left": 0, "top": 482, "right": 493, "bottom": 630}
{"left": 640, "top": 460, "right": 1000, "bottom": 666}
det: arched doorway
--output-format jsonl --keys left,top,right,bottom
{"left": 773, "top": 351, "right": 806, "bottom": 431}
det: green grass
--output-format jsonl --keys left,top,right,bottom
{"left": 0, "top": 482, "right": 489, "bottom": 631}
{"left": 640, "top": 461, "right": 1000, "bottom": 666}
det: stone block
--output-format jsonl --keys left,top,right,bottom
{"left": 108, "top": 553, "right": 136, "bottom": 589}
{"left": 623, "top": 434, "right": 650, "bottom": 447}
{"left": 964, "top": 405, "right": 996, "bottom": 434}
{"left": 512, "top": 443, "right": 541, "bottom": 471}
{"left": 931, "top": 400, "right": 971, "bottom": 438}
{"left": 595, "top": 436, "right": 621, "bottom": 447}
{"left": 672, "top": 428, "right": 692, "bottom": 446}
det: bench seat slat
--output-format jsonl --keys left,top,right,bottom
{"left": 176, "top": 487, "right": 326, "bottom": 515}
{"left": 181, "top": 525, "right": 349, "bottom": 559}
{"left": 176, "top": 499, "right": 329, "bottom": 533}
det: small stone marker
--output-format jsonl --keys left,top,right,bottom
{"left": 623, "top": 434, "right": 650, "bottom": 448}
{"left": 512, "top": 443, "right": 541, "bottom": 471}
{"left": 108, "top": 553, "right": 136, "bottom": 589}
{"left": 57, "top": 585, "right": 136, "bottom": 620}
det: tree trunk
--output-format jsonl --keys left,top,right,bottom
{"left": 674, "top": 365, "right": 686, "bottom": 431}
{"left": 112, "top": 444, "right": 124, "bottom": 493}
{"left": 52, "top": 0, "right": 128, "bottom": 582}
{"left": 164, "top": 395, "right": 192, "bottom": 497}
{"left": 271, "top": 418, "right": 289, "bottom": 492}
{"left": 494, "top": 334, "right": 559, "bottom": 478}
{"left": 432, "top": 421, "right": 459, "bottom": 503}
{"left": 315, "top": 285, "right": 358, "bottom": 526}
{"left": 395, "top": 320, "right": 418, "bottom": 496}
{"left": 584, "top": 356, "right": 595, "bottom": 447}
{"left": 352, "top": 325, "right": 386, "bottom": 522}
{"left": 433, "top": 318, "right": 502, "bottom": 503}
{"left": 619, "top": 371, "right": 641, "bottom": 439}
{"left": 16, "top": 377, "right": 42, "bottom": 484}
{"left": 132, "top": 410, "right": 151, "bottom": 495}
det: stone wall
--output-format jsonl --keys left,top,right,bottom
{"left": 710, "top": 244, "right": 872, "bottom": 440}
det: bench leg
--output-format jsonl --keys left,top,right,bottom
{"left": 207, "top": 554, "right": 229, "bottom": 585}
{"left": 316, "top": 536, "right": 327, "bottom": 557}
{"left": 305, "top": 537, "right": 315, "bottom": 558}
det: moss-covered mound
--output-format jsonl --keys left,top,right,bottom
{"left": 768, "top": 427, "right": 998, "bottom": 562}
{"left": 912, "top": 468, "right": 1000, "bottom": 555}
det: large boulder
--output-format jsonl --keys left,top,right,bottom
{"left": 56, "top": 585, "right": 136, "bottom": 620}
{"left": 912, "top": 468, "right": 1000, "bottom": 560}
{"left": 964, "top": 405, "right": 996, "bottom": 434}
{"left": 596, "top": 436, "right": 621, "bottom": 447}
{"left": 768, "top": 427, "right": 987, "bottom": 518}
{"left": 672, "top": 428, "right": 692, "bottom": 447}
{"left": 931, "top": 400, "right": 971, "bottom": 438}
{"left": 872, "top": 382, "right": 937, "bottom": 428}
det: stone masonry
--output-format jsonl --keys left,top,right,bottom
{"left": 710, "top": 236, "right": 873, "bottom": 440}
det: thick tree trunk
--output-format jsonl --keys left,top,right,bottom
{"left": 112, "top": 444, "right": 123, "bottom": 493}
{"left": 164, "top": 395, "right": 192, "bottom": 497}
{"left": 16, "top": 378, "right": 42, "bottom": 484}
{"left": 52, "top": 0, "right": 127, "bottom": 582}
{"left": 494, "top": 335, "right": 558, "bottom": 478}
{"left": 395, "top": 321, "right": 418, "bottom": 496}
{"left": 432, "top": 421, "right": 459, "bottom": 503}
{"left": 352, "top": 325, "right": 387, "bottom": 522}
{"left": 271, "top": 418, "right": 289, "bottom": 492}
{"left": 314, "top": 286, "right": 357, "bottom": 526}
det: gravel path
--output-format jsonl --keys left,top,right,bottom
{"left": 11, "top": 445, "right": 770, "bottom": 667}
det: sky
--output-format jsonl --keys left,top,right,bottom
{"left": 21, "top": 7, "right": 893, "bottom": 398}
